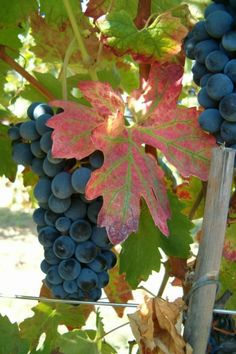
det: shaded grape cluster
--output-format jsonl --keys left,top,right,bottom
{"left": 184, "top": 0, "right": 236, "bottom": 156}
{"left": 9, "top": 102, "right": 117, "bottom": 302}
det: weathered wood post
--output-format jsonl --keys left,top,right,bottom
{"left": 184, "top": 147, "right": 235, "bottom": 353}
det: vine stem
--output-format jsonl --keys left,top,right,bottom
{"left": 96, "top": 321, "right": 130, "bottom": 341}
{"left": 188, "top": 181, "right": 207, "bottom": 220}
{"left": 0, "top": 45, "right": 55, "bottom": 101}
{"left": 61, "top": 37, "right": 76, "bottom": 100}
{"left": 63, "top": 0, "right": 98, "bottom": 81}
{"left": 157, "top": 262, "right": 170, "bottom": 298}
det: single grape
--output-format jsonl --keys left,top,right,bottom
{"left": 200, "top": 73, "right": 213, "bottom": 87}
{"left": 44, "top": 209, "right": 59, "bottom": 226}
{"left": 205, "top": 10, "right": 233, "bottom": 38}
{"left": 38, "top": 226, "right": 60, "bottom": 247}
{"left": 48, "top": 194, "right": 71, "bottom": 213}
{"left": 87, "top": 198, "right": 103, "bottom": 223}
{"left": 55, "top": 217, "right": 72, "bottom": 233}
{"left": 204, "top": 3, "right": 227, "bottom": 17}
{"left": 40, "top": 131, "right": 52, "bottom": 153}
{"left": 183, "top": 37, "right": 197, "bottom": 59}
{"left": 46, "top": 265, "right": 62, "bottom": 285}
{"left": 89, "top": 151, "right": 104, "bottom": 169}
{"left": 87, "top": 253, "right": 108, "bottom": 273}
{"left": 30, "top": 141, "right": 45, "bottom": 158}
{"left": 197, "top": 87, "right": 219, "bottom": 109}
{"left": 64, "top": 195, "right": 87, "bottom": 220}
{"left": 44, "top": 247, "right": 61, "bottom": 265}
{"left": 224, "top": 59, "right": 236, "bottom": 82}
{"left": 194, "top": 39, "right": 219, "bottom": 63}
{"left": 191, "top": 62, "right": 209, "bottom": 81}
{"left": 31, "top": 158, "right": 45, "bottom": 176}
{"left": 77, "top": 268, "right": 98, "bottom": 291}
{"left": 58, "top": 258, "right": 81, "bottom": 281}
{"left": 43, "top": 157, "right": 65, "bottom": 178}
{"left": 71, "top": 167, "right": 91, "bottom": 194}
{"left": 32, "top": 207, "right": 46, "bottom": 226}
{"left": 75, "top": 241, "right": 97, "bottom": 263}
{"left": 205, "top": 50, "right": 229, "bottom": 72}
{"left": 97, "top": 271, "right": 109, "bottom": 288}
{"left": 40, "top": 259, "right": 50, "bottom": 274}
{"left": 206, "top": 73, "right": 233, "bottom": 100}
{"left": 47, "top": 150, "right": 63, "bottom": 164}
{"left": 51, "top": 172, "right": 74, "bottom": 199}
{"left": 12, "top": 143, "right": 33, "bottom": 166}
{"left": 222, "top": 31, "right": 236, "bottom": 52}
{"left": 219, "top": 93, "right": 236, "bottom": 122}
{"left": 198, "top": 109, "right": 223, "bottom": 133}
{"left": 8, "top": 126, "right": 21, "bottom": 141}
{"left": 19, "top": 121, "right": 40, "bottom": 141}
{"left": 69, "top": 220, "right": 92, "bottom": 242}
{"left": 91, "top": 227, "right": 112, "bottom": 249}
{"left": 51, "top": 284, "right": 67, "bottom": 299}
{"left": 27, "top": 102, "right": 52, "bottom": 120}
{"left": 34, "top": 177, "right": 51, "bottom": 204}
{"left": 220, "top": 121, "right": 236, "bottom": 143}
{"left": 63, "top": 280, "right": 78, "bottom": 294}
{"left": 192, "top": 21, "right": 210, "bottom": 41}
{"left": 53, "top": 236, "right": 76, "bottom": 259}
{"left": 102, "top": 250, "right": 117, "bottom": 269}
{"left": 35, "top": 113, "right": 53, "bottom": 135}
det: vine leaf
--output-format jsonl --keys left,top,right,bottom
{"left": 128, "top": 63, "right": 216, "bottom": 180}
{"left": 96, "top": 10, "right": 188, "bottom": 63}
{"left": 0, "top": 314, "right": 29, "bottom": 354}
{"left": 0, "top": 124, "right": 17, "bottom": 181}
{"left": 104, "top": 261, "right": 134, "bottom": 317}
{"left": 85, "top": 0, "right": 138, "bottom": 20}
{"left": 19, "top": 302, "right": 87, "bottom": 353}
{"left": 48, "top": 63, "right": 214, "bottom": 244}
{"left": 120, "top": 193, "right": 193, "bottom": 289}
{"left": 175, "top": 177, "right": 205, "bottom": 219}
{"left": 128, "top": 296, "right": 191, "bottom": 354}
{"left": 223, "top": 224, "right": 236, "bottom": 262}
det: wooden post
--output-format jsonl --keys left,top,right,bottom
{"left": 184, "top": 147, "right": 235, "bottom": 353}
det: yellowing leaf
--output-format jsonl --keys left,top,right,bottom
{"left": 128, "top": 296, "right": 192, "bottom": 354}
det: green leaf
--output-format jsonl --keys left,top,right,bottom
{"left": 220, "top": 257, "right": 236, "bottom": 310}
{"left": 0, "top": 0, "right": 37, "bottom": 25}
{"left": 55, "top": 330, "right": 99, "bottom": 354}
{"left": 120, "top": 192, "right": 193, "bottom": 288}
{"left": 0, "top": 28, "right": 22, "bottom": 51}
{"left": 0, "top": 124, "right": 17, "bottom": 181}
{"left": 97, "top": 10, "right": 188, "bottom": 63}
{"left": 0, "top": 315, "right": 29, "bottom": 354}
{"left": 159, "top": 192, "right": 194, "bottom": 258}
{"left": 39, "top": 0, "right": 81, "bottom": 24}
{"left": 120, "top": 201, "right": 162, "bottom": 289}
{"left": 22, "top": 168, "right": 38, "bottom": 187}
{"left": 20, "top": 302, "right": 87, "bottom": 353}
{"left": 85, "top": 0, "right": 138, "bottom": 20}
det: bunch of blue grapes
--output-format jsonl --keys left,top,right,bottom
{"left": 184, "top": 0, "right": 236, "bottom": 154}
{"left": 8, "top": 102, "right": 117, "bottom": 301}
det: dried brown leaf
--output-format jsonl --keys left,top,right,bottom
{"left": 128, "top": 296, "right": 192, "bottom": 354}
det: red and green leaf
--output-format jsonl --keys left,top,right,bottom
{"left": 48, "top": 63, "right": 214, "bottom": 244}
{"left": 104, "top": 261, "right": 134, "bottom": 317}
{"left": 97, "top": 10, "right": 188, "bottom": 63}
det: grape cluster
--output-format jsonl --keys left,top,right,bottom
{"left": 208, "top": 313, "right": 236, "bottom": 353}
{"left": 184, "top": 0, "right": 236, "bottom": 155}
{"left": 9, "top": 102, "right": 117, "bottom": 301}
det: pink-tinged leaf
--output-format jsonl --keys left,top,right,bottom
{"left": 128, "top": 63, "right": 216, "bottom": 180}
{"left": 86, "top": 114, "right": 170, "bottom": 244}
{"left": 47, "top": 100, "right": 102, "bottom": 159}
{"left": 47, "top": 82, "right": 124, "bottom": 160}
{"left": 78, "top": 81, "right": 124, "bottom": 118}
